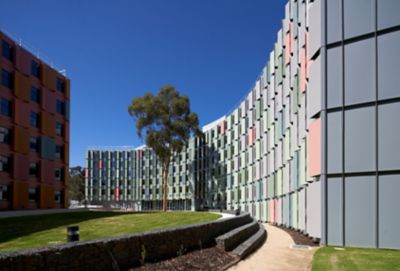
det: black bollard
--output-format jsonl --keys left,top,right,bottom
{"left": 67, "top": 226, "right": 80, "bottom": 242}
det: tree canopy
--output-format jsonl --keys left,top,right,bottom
{"left": 128, "top": 85, "right": 202, "bottom": 211}
{"left": 128, "top": 85, "right": 201, "bottom": 168}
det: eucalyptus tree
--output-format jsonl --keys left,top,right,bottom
{"left": 128, "top": 85, "right": 201, "bottom": 211}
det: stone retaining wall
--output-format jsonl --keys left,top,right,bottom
{"left": 0, "top": 213, "right": 252, "bottom": 271}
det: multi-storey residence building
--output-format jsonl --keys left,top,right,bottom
{"left": 86, "top": 0, "right": 400, "bottom": 249}
{"left": 0, "top": 31, "right": 70, "bottom": 210}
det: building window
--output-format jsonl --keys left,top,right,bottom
{"left": 56, "top": 122, "right": 63, "bottom": 137}
{"left": 0, "top": 184, "right": 9, "bottom": 200}
{"left": 29, "top": 162, "right": 39, "bottom": 177}
{"left": 1, "top": 98, "right": 12, "bottom": 117}
{"left": 31, "top": 61, "right": 40, "bottom": 78}
{"left": 0, "top": 126, "right": 11, "bottom": 144}
{"left": 2, "top": 40, "right": 13, "bottom": 62}
{"left": 55, "top": 168, "right": 63, "bottom": 181}
{"left": 30, "top": 111, "right": 40, "bottom": 128}
{"left": 56, "top": 78, "right": 65, "bottom": 93}
{"left": 0, "top": 184, "right": 11, "bottom": 203}
{"left": 0, "top": 155, "right": 11, "bottom": 173}
{"left": 1, "top": 69, "right": 12, "bottom": 89}
{"left": 55, "top": 145, "right": 64, "bottom": 160}
{"left": 30, "top": 136, "right": 39, "bottom": 152}
{"left": 56, "top": 100, "right": 65, "bottom": 115}
{"left": 31, "top": 86, "right": 40, "bottom": 103}
{"left": 55, "top": 191, "right": 61, "bottom": 203}
{"left": 29, "top": 188, "right": 37, "bottom": 202}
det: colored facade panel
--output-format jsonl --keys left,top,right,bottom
{"left": 307, "top": 118, "right": 321, "bottom": 177}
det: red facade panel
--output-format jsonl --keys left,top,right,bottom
{"left": 15, "top": 47, "right": 33, "bottom": 76}
{"left": 41, "top": 160, "right": 55, "bottom": 184}
{"left": 13, "top": 153, "right": 29, "bottom": 181}
{"left": 14, "top": 100, "right": 30, "bottom": 128}
{"left": 42, "top": 88, "right": 56, "bottom": 114}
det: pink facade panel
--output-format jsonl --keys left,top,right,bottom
{"left": 307, "top": 118, "right": 321, "bottom": 177}
{"left": 85, "top": 168, "right": 89, "bottom": 178}
{"left": 248, "top": 127, "right": 254, "bottom": 145}
{"left": 220, "top": 120, "right": 227, "bottom": 134}
{"left": 98, "top": 160, "right": 102, "bottom": 169}
{"left": 300, "top": 47, "right": 307, "bottom": 93}
{"left": 115, "top": 188, "right": 120, "bottom": 201}
{"left": 285, "top": 31, "right": 291, "bottom": 65}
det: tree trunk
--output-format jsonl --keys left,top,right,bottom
{"left": 162, "top": 167, "right": 168, "bottom": 212}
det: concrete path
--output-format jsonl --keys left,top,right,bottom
{"left": 228, "top": 224, "right": 318, "bottom": 271}
{"left": 0, "top": 208, "right": 88, "bottom": 219}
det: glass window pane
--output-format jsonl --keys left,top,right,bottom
{"left": 378, "top": 102, "right": 400, "bottom": 170}
{"left": 345, "top": 107, "right": 375, "bottom": 173}
{"left": 345, "top": 176, "right": 376, "bottom": 248}
{"left": 327, "top": 47, "right": 342, "bottom": 108}
{"left": 345, "top": 38, "right": 374, "bottom": 106}
{"left": 344, "top": 0, "right": 374, "bottom": 39}
{"left": 378, "top": 30, "right": 400, "bottom": 100}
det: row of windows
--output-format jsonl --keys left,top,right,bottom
{"left": 0, "top": 185, "right": 63, "bottom": 203}
{"left": 0, "top": 154, "right": 65, "bottom": 180}
{"left": 0, "top": 99, "right": 66, "bottom": 136}
{"left": 2, "top": 40, "right": 66, "bottom": 93}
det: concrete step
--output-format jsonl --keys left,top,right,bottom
{"left": 231, "top": 223, "right": 267, "bottom": 259}
{"left": 215, "top": 220, "right": 260, "bottom": 251}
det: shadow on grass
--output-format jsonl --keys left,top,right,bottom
{"left": 0, "top": 211, "right": 132, "bottom": 244}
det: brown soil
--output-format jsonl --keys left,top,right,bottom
{"left": 278, "top": 226, "right": 320, "bottom": 247}
{"left": 128, "top": 246, "right": 239, "bottom": 271}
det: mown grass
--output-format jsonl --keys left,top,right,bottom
{"left": 0, "top": 211, "right": 221, "bottom": 252}
{"left": 312, "top": 246, "right": 400, "bottom": 271}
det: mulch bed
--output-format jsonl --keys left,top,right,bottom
{"left": 278, "top": 226, "right": 320, "bottom": 247}
{"left": 128, "top": 246, "right": 239, "bottom": 271}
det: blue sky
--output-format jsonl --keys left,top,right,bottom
{"left": 1, "top": 0, "right": 285, "bottom": 167}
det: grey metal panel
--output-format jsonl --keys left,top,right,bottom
{"left": 307, "top": 55, "right": 322, "bottom": 118}
{"left": 345, "top": 107, "right": 375, "bottom": 173}
{"left": 327, "top": 0, "right": 342, "bottom": 44}
{"left": 40, "top": 136, "right": 56, "bottom": 161}
{"left": 378, "top": 102, "right": 400, "bottom": 170}
{"left": 65, "top": 101, "right": 70, "bottom": 121}
{"left": 343, "top": 0, "right": 375, "bottom": 39}
{"left": 378, "top": 30, "right": 400, "bottom": 100}
{"left": 327, "top": 47, "right": 342, "bottom": 108}
{"left": 345, "top": 176, "right": 376, "bottom": 248}
{"left": 327, "top": 111, "right": 342, "bottom": 174}
{"left": 308, "top": 0, "right": 322, "bottom": 58}
{"left": 327, "top": 177, "right": 343, "bottom": 246}
{"left": 377, "top": 0, "right": 400, "bottom": 30}
{"left": 379, "top": 175, "right": 400, "bottom": 249}
{"left": 344, "top": 38, "right": 375, "bottom": 106}
{"left": 306, "top": 181, "right": 321, "bottom": 238}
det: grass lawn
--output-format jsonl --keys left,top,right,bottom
{"left": 312, "top": 246, "right": 400, "bottom": 271}
{"left": 0, "top": 211, "right": 221, "bottom": 252}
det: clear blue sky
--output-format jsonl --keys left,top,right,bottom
{"left": 1, "top": 0, "right": 285, "bottom": 167}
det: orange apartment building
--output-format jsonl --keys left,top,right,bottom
{"left": 0, "top": 31, "right": 69, "bottom": 210}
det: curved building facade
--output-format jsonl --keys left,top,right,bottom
{"left": 86, "top": 0, "right": 400, "bottom": 249}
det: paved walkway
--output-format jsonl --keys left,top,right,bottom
{"left": 229, "top": 224, "right": 318, "bottom": 271}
